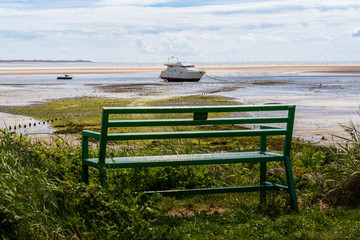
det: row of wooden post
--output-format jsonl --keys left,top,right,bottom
{"left": 1, "top": 119, "right": 58, "bottom": 131}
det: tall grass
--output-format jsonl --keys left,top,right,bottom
{"left": 0, "top": 130, "right": 170, "bottom": 239}
{"left": 1, "top": 120, "right": 360, "bottom": 239}
{"left": 322, "top": 120, "right": 360, "bottom": 206}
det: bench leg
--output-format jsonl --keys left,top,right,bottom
{"left": 284, "top": 156, "right": 299, "bottom": 212}
{"left": 260, "top": 161, "right": 267, "bottom": 206}
{"left": 82, "top": 164, "right": 89, "bottom": 185}
{"left": 81, "top": 135, "right": 89, "bottom": 184}
{"left": 259, "top": 134, "right": 267, "bottom": 207}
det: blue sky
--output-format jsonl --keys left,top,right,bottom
{"left": 1, "top": 0, "right": 360, "bottom": 62}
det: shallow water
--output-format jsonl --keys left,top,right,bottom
{"left": 1, "top": 72, "right": 359, "bottom": 143}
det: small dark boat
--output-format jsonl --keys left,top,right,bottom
{"left": 57, "top": 74, "right": 72, "bottom": 80}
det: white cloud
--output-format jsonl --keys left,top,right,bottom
{"left": 352, "top": 28, "right": 360, "bottom": 37}
{"left": 96, "top": 0, "right": 169, "bottom": 6}
{"left": 161, "top": 35, "right": 199, "bottom": 55}
{"left": 136, "top": 38, "right": 158, "bottom": 54}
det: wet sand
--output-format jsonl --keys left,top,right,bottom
{"left": 0, "top": 112, "right": 54, "bottom": 137}
{"left": 1, "top": 65, "right": 360, "bottom": 144}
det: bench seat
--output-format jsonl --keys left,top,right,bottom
{"left": 83, "top": 151, "right": 284, "bottom": 169}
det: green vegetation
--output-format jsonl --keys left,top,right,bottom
{"left": 1, "top": 96, "right": 360, "bottom": 239}
{"left": 251, "top": 80, "right": 292, "bottom": 86}
{"left": 6, "top": 98, "right": 134, "bottom": 133}
{"left": 6, "top": 95, "right": 234, "bottom": 134}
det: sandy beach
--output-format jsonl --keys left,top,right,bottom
{"left": 1, "top": 64, "right": 360, "bottom": 144}
{"left": 1, "top": 65, "right": 360, "bottom": 75}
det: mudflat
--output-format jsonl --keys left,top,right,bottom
{"left": 1, "top": 65, "right": 360, "bottom": 144}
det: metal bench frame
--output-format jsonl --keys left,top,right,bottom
{"left": 81, "top": 104, "right": 298, "bottom": 211}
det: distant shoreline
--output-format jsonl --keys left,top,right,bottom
{"left": 0, "top": 60, "right": 92, "bottom": 63}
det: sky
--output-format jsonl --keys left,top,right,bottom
{"left": 1, "top": 0, "right": 360, "bottom": 63}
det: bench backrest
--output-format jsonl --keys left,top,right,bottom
{"left": 92, "top": 104, "right": 295, "bottom": 165}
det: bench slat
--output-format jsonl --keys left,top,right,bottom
{"left": 142, "top": 183, "right": 289, "bottom": 196}
{"left": 84, "top": 151, "right": 284, "bottom": 168}
{"left": 107, "top": 117, "right": 289, "bottom": 128}
{"left": 103, "top": 104, "right": 295, "bottom": 114}
{"left": 106, "top": 129, "right": 287, "bottom": 141}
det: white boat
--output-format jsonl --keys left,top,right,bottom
{"left": 160, "top": 57, "right": 205, "bottom": 82}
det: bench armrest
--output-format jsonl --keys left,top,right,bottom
{"left": 82, "top": 130, "right": 101, "bottom": 164}
{"left": 82, "top": 130, "right": 101, "bottom": 139}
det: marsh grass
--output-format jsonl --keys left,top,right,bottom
{"left": 321, "top": 120, "right": 360, "bottom": 206}
{"left": 6, "top": 96, "right": 236, "bottom": 134}
{"left": 2, "top": 127, "right": 360, "bottom": 239}
{"left": 251, "top": 80, "right": 292, "bottom": 86}
{"left": 0, "top": 125, "right": 360, "bottom": 239}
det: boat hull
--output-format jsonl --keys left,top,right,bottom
{"left": 160, "top": 70, "right": 205, "bottom": 82}
{"left": 57, "top": 74, "right": 72, "bottom": 80}
{"left": 160, "top": 77, "right": 201, "bottom": 82}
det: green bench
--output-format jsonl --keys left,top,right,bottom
{"left": 81, "top": 104, "right": 298, "bottom": 211}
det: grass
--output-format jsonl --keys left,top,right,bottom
{"left": 4, "top": 95, "right": 235, "bottom": 134}
{"left": 1, "top": 95, "right": 360, "bottom": 239}
{"left": 251, "top": 80, "right": 291, "bottom": 86}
